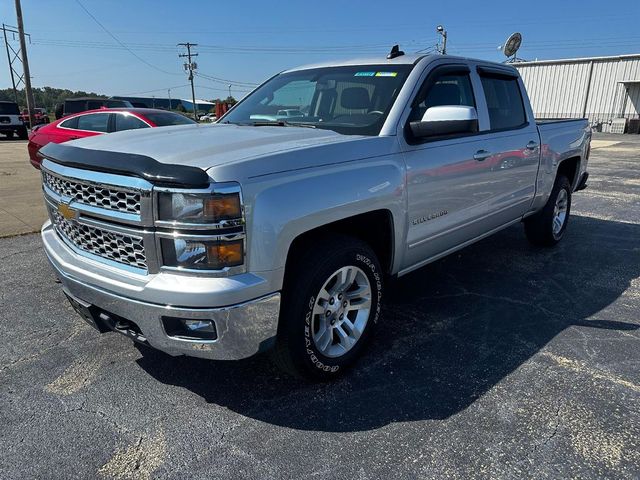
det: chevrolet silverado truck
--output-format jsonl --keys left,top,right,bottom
{"left": 39, "top": 51, "right": 590, "bottom": 380}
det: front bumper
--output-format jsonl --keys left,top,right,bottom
{"left": 42, "top": 222, "right": 281, "bottom": 360}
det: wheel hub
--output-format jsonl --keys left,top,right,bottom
{"left": 311, "top": 265, "right": 372, "bottom": 358}
{"left": 552, "top": 188, "right": 569, "bottom": 237}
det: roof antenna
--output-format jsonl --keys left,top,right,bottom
{"left": 387, "top": 44, "right": 405, "bottom": 60}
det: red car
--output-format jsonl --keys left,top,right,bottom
{"left": 28, "top": 108, "right": 196, "bottom": 168}
{"left": 20, "top": 108, "right": 50, "bottom": 127}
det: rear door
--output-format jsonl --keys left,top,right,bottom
{"left": 474, "top": 66, "right": 540, "bottom": 229}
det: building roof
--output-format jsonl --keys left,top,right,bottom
{"left": 513, "top": 53, "right": 640, "bottom": 66}
{"left": 179, "top": 98, "right": 215, "bottom": 105}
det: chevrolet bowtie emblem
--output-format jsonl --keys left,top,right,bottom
{"left": 57, "top": 203, "right": 77, "bottom": 221}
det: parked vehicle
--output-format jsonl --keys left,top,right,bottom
{"left": 0, "top": 101, "right": 27, "bottom": 139}
{"left": 28, "top": 108, "right": 196, "bottom": 168}
{"left": 39, "top": 51, "right": 591, "bottom": 380}
{"left": 54, "top": 97, "right": 134, "bottom": 119}
{"left": 20, "top": 108, "right": 50, "bottom": 128}
{"left": 199, "top": 113, "right": 217, "bottom": 122}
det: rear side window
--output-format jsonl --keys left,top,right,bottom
{"left": 60, "top": 117, "right": 79, "bottom": 129}
{"left": 480, "top": 76, "right": 526, "bottom": 130}
{"left": 114, "top": 113, "right": 149, "bottom": 131}
{"left": 143, "top": 112, "right": 196, "bottom": 126}
{"left": 76, "top": 113, "right": 110, "bottom": 132}
{"left": 0, "top": 102, "right": 19, "bottom": 115}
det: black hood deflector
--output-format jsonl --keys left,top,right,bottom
{"left": 40, "top": 142, "right": 210, "bottom": 188}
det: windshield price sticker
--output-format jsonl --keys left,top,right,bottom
{"left": 354, "top": 71, "right": 398, "bottom": 77}
{"left": 375, "top": 72, "right": 398, "bottom": 77}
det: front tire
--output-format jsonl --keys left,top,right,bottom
{"left": 524, "top": 174, "right": 572, "bottom": 246}
{"left": 272, "top": 235, "right": 383, "bottom": 380}
{"left": 17, "top": 126, "right": 28, "bottom": 140}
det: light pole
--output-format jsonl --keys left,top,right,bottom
{"left": 168, "top": 88, "right": 171, "bottom": 110}
{"left": 436, "top": 25, "right": 447, "bottom": 55}
{"left": 228, "top": 84, "right": 231, "bottom": 99}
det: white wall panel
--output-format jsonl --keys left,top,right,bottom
{"left": 514, "top": 55, "right": 640, "bottom": 131}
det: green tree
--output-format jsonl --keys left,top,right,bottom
{"left": 0, "top": 87, "right": 106, "bottom": 111}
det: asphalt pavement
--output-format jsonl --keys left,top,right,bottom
{"left": 0, "top": 135, "right": 639, "bottom": 479}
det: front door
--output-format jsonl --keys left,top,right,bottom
{"left": 401, "top": 64, "right": 499, "bottom": 271}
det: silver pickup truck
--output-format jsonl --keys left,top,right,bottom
{"left": 39, "top": 51, "right": 591, "bottom": 379}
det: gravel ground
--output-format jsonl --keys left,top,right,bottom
{"left": 0, "top": 136, "right": 639, "bottom": 479}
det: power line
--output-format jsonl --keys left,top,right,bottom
{"left": 74, "top": 0, "right": 180, "bottom": 76}
{"left": 119, "top": 84, "right": 189, "bottom": 96}
{"left": 195, "top": 71, "right": 257, "bottom": 87}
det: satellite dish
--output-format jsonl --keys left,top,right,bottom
{"left": 503, "top": 32, "right": 522, "bottom": 58}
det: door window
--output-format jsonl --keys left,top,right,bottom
{"left": 409, "top": 72, "right": 475, "bottom": 124}
{"left": 114, "top": 113, "right": 149, "bottom": 131}
{"left": 76, "top": 113, "right": 110, "bottom": 132}
{"left": 479, "top": 76, "right": 526, "bottom": 130}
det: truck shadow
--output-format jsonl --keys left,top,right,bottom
{"left": 135, "top": 215, "right": 640, "bottom": 432}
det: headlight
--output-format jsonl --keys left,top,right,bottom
{"left": 161, "top": 237, "right": 244, "bottom": 270}
{"left": 157, "top": 191, "right": 242, "bottom": 225}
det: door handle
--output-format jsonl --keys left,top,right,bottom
{"left": 526, "top": 141, "right": 539, "bottom": 150}
{"left": 473, "top": 150, "right": 492, "bottom": 161}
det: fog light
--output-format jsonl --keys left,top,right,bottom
{"left": 162, "top": 317, "right": 218, "bottom": 340}
{"left": 183, "top": 319, "right": 215, "bottom": 333}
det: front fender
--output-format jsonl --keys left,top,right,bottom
{"left": 244, "top": 155, "right": 406, "bottom": 282}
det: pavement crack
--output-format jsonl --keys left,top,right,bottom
{"left": 0, "top": 246, "right": 39, "bottom": 261}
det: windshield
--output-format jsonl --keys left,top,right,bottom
{"left": 222, "top": 65, "right": 413, "bottom": 136}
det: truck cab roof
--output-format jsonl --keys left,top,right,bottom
{"left": 283, "top": 54, "right": 519, "bottom": 74}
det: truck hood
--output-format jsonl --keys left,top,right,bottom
{"left": 69, "top": 123, "right": 362, "bottom": 171}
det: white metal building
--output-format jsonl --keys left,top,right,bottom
{"left": 514, "top": 54, "right": 640, "bottom": 133}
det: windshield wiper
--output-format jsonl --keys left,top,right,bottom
{"left": 249, "top": 120, "right": 316, "bottom": 129}
{"left": 222, "top": 119, "right": 316, "bottom": 128}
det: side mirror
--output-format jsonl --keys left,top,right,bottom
{"left": 409, "top": 105, "right": 478, "bottom": 138}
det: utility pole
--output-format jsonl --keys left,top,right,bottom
{"left": 228, "top": 84, "right": 231, "bottom": 99}
{"left": 436, "top": 24, "right": 447, "bottom": 55}
{"left": 2, "top": 23, "right": 29, "bottom": 105}
{"left": 15, "top": 0, "right": 35, "bottom": 129}
{"left": 178, "top": 42, "right": 198, "bottom": 121}
{"left": 167, "top": 88, "right": 171, "bottom": 110}
{"left": 2, "top": 24, "right": 19, "bottom": 103}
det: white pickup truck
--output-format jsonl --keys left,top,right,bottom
{"left": 39, "top": 50, "right": 590, "bottom": 379}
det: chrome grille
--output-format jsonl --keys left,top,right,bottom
{"left": 43, "top": 170, "right": 142, "bottom": 215}
{"left": 50, "top": 208, "right": 147, "bottom": 270}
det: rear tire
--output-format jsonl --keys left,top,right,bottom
{"left": 524, "top": 174, "right": 572, "bottom": 247}
{"left": 17, "top": 126, "right": 28, "bottom": 140}
{"left": 271, "top": 235, "right": 383, "bottom": 380}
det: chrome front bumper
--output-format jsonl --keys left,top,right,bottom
{"left": 42, "top": 222, "right": 281, "bottom": 360}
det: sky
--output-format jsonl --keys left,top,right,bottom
{"left": 1, "top": 0, "right": 639, "bottom": 101}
